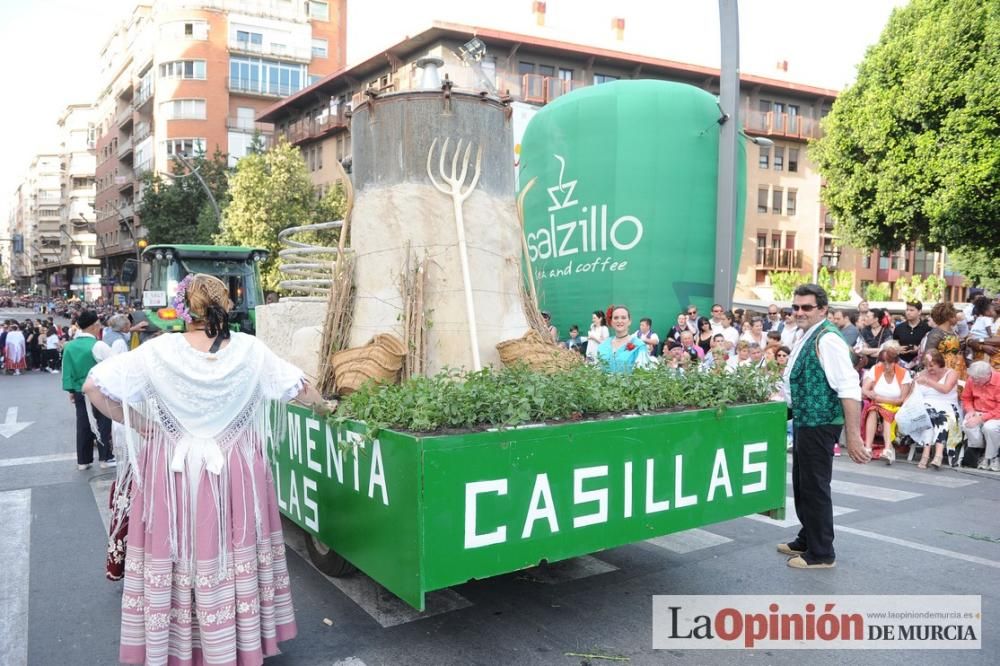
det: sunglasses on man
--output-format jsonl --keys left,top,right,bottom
{"left": 791, "top": 304, "right": 817, "bottom": 312}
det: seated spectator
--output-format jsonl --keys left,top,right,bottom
{"left": 696, "top": 317, "right": 714, "bottom": 355}
{"left": 665, "top": 312, "right": 688, "bottom": 347}
{"left": 907, "top": 350, "right": 962, "bottom": 469}
{"left": 564, "top": 325, "right": 585, "bottom": 355}
{"left": 748, "top": 342, "right": 766, "bottom": 369}
{"left": 741, "top": 316, "right": 767, "bottom": 348}
{"left": 763, "top": 303, "right": 783, "bottom": 332}
{"left": 765, "top": 330, "right": 782, "bottom": 354}
{"left": 719, "top": 311, "right": 740, "bottom": 355}
{"left": 678, "top": 330, "right": 705, "bottom": 364}
{"left": 780, "top": 308, "right": 799, "bottom": 348}
{"left": 861, "top": 345, "right": 913, "bottom": 464}
{"left": 961, "top": 361, "right": 1000, "bottom": 471}
{"left": 966, "top": 297, "right": 999, "bottom": 369}
{"left": 726, "top": 340, "right": 752, "bottom": 372}
{"left": 700, "top": 334, "right": 728, "bottom": 372}
{"left": 857, "top": 309, "right": 893, "bottom": 370}
{"left": 635, "top": 317, "right": 660, "bottom": 356}
{"left": 892, "top": 300, "right": 931, "bottom": 367}
{"left": 832, "top": 309, "right": 860, "bottom": 347}
{"left": 925, "top": 302, "right": 967, "bottom": 381}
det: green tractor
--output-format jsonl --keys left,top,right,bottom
{"left": 141, "top": 244, "right": 269, "bottom": 334}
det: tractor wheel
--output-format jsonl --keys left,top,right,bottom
{"left": 304, "top": 533, "right": 357, "bottom": 578}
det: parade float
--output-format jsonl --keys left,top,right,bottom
{"left": 256, "top": 70, "right": 785, "bottom": 611}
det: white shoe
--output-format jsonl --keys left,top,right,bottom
{"left": 990, "top": 458, "right": 1000, "bottom": 473}
{"left": 14, "top": 370, "right": 20, "bottom": 376}
{"left": 77, "top": 464, "right": 91, "bottom": 471}
{"left": 977, "top": 455, "right": 989, "bottom": 470}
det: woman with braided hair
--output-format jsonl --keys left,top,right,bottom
{"left": 83, "top": 274, "right": 331, "bottom": 666}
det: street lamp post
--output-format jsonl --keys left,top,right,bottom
{"left": 104, "top": 200, "right": 145, "bottom": 302}
{"left": 714, "top": 0, "right": 741, "bottom": 311}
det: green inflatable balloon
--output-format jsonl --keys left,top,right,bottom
{"left": 518, "top": 80, "right": 746, "bottom": 338}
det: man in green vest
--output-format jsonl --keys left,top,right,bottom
{"left": 62, "top": 310, "right": 115, "bottom": 470}
{"left": 780, "top": 284, "right": 869, "bottom": 569}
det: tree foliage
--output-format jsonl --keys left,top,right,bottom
{"left": 947, "top": 248, "right": 1000, "bottom": 292}
{"left": 216, "top": 138, "right": 344, "bottom": 291}
{"left": 811, "top": 0, "right": 999, "bottom": 255}
{"left": 864, "top": 282, "right": 892, "bottom": 302}
{"left": 769, "top": 268, "right": 854, "bottom": 302}
{"left": 895, "top": 274, "right": 946, "bottom": 303}
{"left": 138, "top": 150, "right": 231, "bottom": 245}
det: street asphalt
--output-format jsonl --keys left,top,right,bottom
{"left": 1, "top": 307, "right": 998, "bottom": 665}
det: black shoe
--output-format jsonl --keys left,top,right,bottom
{"left": 777, "top": 541, "right": 806, "bottom": 556}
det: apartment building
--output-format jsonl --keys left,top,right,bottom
{"left": 93, "top": 0, "right": 346, "bottom": 302}
{"left": 258, "top": 21, "right": 842, "bottom": 299}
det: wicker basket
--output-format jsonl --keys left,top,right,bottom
{"left": 332, "top": 333, "right": 407, "bottom": 395}
{"left": 496, "top": 329, "right": 581, "bottom": 372}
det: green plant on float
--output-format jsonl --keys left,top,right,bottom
{"left": 332, "top": 362, "right": 780, "bottom": 436}
{"left": 864, "top": 281, "right": 892, "bottom": 302}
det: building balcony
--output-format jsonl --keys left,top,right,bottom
{"left": 755, "top": 247, "right": 804, "bottom": 270}
{"left": 133, "top": 122, "right": 151, "bottom": 143}
{"left": 280, "top": 110, "right": 347, "bottom": 145}
{"left": 134, "top": 160, "right": 152, "bottom": 177}
{"left": 744, "top": 110, "right": 821, "bottom": 141}
{"left": 229, "top": 40, "right": 311, "bottom": 62}
{"left": 133, "top": 82, "right": 154, "bottom": 111}
{"left": 227, "top": 117, "right": 275, "bottom": 135}
{"left": 116, "top": 106, "right": 134, "bottom": 130}
{"left": 118, "top": 136, "right": 134, "bottom": 160}
{"left": 116, "top": 170, "right": 135, "bottom": 190}
{"left": 228, "top": 77, "right": 300, "bottom": 98}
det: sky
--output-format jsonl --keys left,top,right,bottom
{"left": 2, "top": 0, "right": 908, "bottom": 212}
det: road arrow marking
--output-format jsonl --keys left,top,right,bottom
{"left": 0, "top": 408, "right": 33, "bottom": 439}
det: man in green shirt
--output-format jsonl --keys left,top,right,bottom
{"left": 62, "top": 310, "right": 115, "bottom": 470}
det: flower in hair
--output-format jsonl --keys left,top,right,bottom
{"left": 172, "top": 274, "right": 195, "bottom": 324}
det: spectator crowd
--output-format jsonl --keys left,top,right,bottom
{"left": 547, "top": 288, "right": 1000, "bottom": 472}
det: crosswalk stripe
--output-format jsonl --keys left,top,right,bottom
{"left": 0, "top": 453, "right": 76, "bottom": 468}
{"left": 786, "top": 472, "right": 921, "bottom": 502}
{"left": 281, "top": 518, "right": 472, "bottom": 628}
{"left": 646, "top": 528, "right": 732, "bottom": 554}
{"left": 834, "top": 459, "right": 978, "bottom": 488}
{"left": 0, "top": 489, "right": 31, "bottom": 666}
{"left": 517, "top": 555, "right": 619, "bottom": 584}
{"left": 745, "top": 496, "right": 855, "bottom": 528}
{"left": 839, "top": 525, "right": 1000, "bottom": 570}
{"left": 332, "top": 658, "right": 367, "bottom": 666}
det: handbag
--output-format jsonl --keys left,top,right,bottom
{"left": 895, "top": 391, "right": 933, "bottom": 437}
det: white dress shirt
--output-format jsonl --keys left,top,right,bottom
{"left": 783, "top": 321, "right": 862, "bottom": 406}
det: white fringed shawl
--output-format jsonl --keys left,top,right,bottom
{"left": 88, "top": 332, "right": 305, "bottom": 577}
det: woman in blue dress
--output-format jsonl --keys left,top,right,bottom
{"left": 597, "top": 305, "right": 652, "bottom": 373}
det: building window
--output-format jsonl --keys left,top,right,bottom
{"left": 229, "top": 56, "right": 306, "bottom": 96}
{"left": 159, "top": 60, "right": 206, "bottom": 80}
{"left": 538, "top": 64, "right": 555, "bottom": 77}
{"left": 773, "top": 146, "right": 784, "bottom": 171}
{"left": 308, "top": 1, "right": 329, "bottom": 20}
{"left": 758, "top": 145, "right": 769, "bottom": 169}
{"left": 558, "top": 68, "right": 573, "bottom": 81}
{"left": 518, "top": 61, "right": 535, "bottom": 75}
{"left": 594, "top": 73, "right": 619, "bottom": 85}
{"left": 311, "top": 38, "right": 328, "bottom": 58}
{"left": 772, "top": 188, "right": 782, "bottom": 215}
{"left": 878, "top": 250, "right": 890, "bottom": 270}
{"left": 160, "top": 99, "right": 207, "bottom": 120}
{"left": 913, "top": 246, "right": 936, "bottom": 275}
{"left": 788, "top": 148, "right": 799, "bottom": 172}
{"left": 236, "top": 30, "right": 264, "bottom": 49}
{"left": 164, "top": 138, "right": 206, "bottom": 158}
{"left": 786, "top": 190, "right": 796, "bottom": 216}
{"left": 863, "top": 253, "right": 872, "bottom": 269}
{"left": 757, "top": 188, "right": 768, "bottom": 214}
{"left": 788, "top": 104, "right": 800, "bottom": 131}
{"left": 161, "top": 20, "right": 208, "bottom": 40}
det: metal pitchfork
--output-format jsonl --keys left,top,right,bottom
{"left": 427, "top": 137, "right": 484, "bottom": 370}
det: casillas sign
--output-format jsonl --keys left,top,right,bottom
{"left": 519, "top": 80, "right": 746, "bottom": 336}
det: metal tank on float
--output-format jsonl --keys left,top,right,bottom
{"left": 346, "top": 58, "right": 530, "bottom": 374}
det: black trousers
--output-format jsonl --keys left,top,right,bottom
{"left": 74, "top": 394, "right": 112, "bottom": 464}
{"left": 791, "top": 423, "right": 840, "bottom": 562}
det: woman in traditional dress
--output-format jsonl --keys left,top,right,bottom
{"left": 84, "top": 274, "right": 331, "bottom": 666}
{"left": 924, "top": 302, "right": 967, "bottom": 381}
{"left": 861, "top": 344, "right": 913, "bottom": 464}
{"left": 908, "top": 349, "right": 963, "bottom": 469}
{"left": 597, "top": 305, "right": 651, "bottom": 373}
{"left": 3, "top": 323, "right": 27, "bottom": 375}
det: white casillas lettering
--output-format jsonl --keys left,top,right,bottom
{"left": 463, "top": 442, "right": 770, "bottom": 549}
{"left": 527, "top": 205, "right": 644, "bottom": 261}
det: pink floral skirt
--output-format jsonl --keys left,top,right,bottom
{"left": 119, "top": 440, "right": 296, "bottom": 665}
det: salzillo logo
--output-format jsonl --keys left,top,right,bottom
{"left": 526, "top": 155, "right": 643, "bottom": 277}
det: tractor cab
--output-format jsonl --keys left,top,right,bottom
{"left": 141, "top": 244, "right": 269, "bottom": 334}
